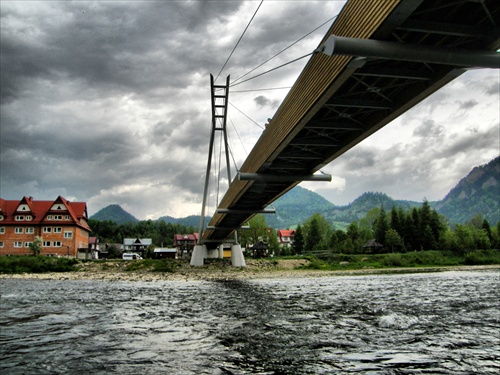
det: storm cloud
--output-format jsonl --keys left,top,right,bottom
{"left": 1, "top": 1, "right": 498, "bottom": 219}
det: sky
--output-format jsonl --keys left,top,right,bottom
{"left": 1, "top": 1, "right": 499, "bottom": 220}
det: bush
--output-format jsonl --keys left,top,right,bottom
{"left": 301, "top": 257, "right": 329, "bottom": 270}
{"left": 152, "top": 259, "right": 178, "bottom": 273}
{"left": 465, "top": 250, "right": 500, "bottom": 265}
{"left": 0, "top": 256, "right": 79, "bottom": 274}
{"left": 382, "top": 253, "right": 406, "bottom": 267}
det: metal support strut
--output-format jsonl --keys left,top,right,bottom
{"left": 319, "top": 35, "right": 500, "bottom": 69}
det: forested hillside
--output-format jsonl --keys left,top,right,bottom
{"left": 157, "top": 215, "right": 210, "bottom": 229}
{"left": 266, "top": 186, "right": 335, "bottom": 228}
{"left": 324, "top": 192, "right": 421, "bottom": 226}
{"left": 435, "top": 157, "right": 499, "bottom": 224}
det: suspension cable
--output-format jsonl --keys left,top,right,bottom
{"left": 231, "top": 13, "right": 339, "bottom": 86}
{"left": 230, "top": 52, "right": 314, "bottom": 88}
{"left": 226, "top": 133, "right": 240, "bottom": 174}
{"left": 229, "top": 102, "right": 264, "bottom": 130}
{"left": 231, "top": 86, "right": 292, "bottom": 93}
{"left": 228, "top": 114, "right": 249, "bottom": 156}
{"left": 214, "top": 0, "right": 264, "bottom": 83}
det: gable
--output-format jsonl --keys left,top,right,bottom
{"left": 50, "top": 203, "right": 68, "bottom": 211}
{"left": 17, "top": 204, "right": 31, "bottom": 212}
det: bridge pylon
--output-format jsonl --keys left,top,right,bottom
{"left": 191, "top": 75, "right": 245, "bottom": 267}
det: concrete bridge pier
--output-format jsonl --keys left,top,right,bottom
{"left": 190, "top": 244, "right": 207, "bottom": 266}
{"left": 219, "top": 244, "right": 224, "bottom": 259}
{"left": 231, "top": 244, "right": 246, "bottom": 267}
{"left": 207, "top": 248, "right": 219, "bottom": 259}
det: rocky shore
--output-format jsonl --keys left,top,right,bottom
{"left": 0, "top": 259, "right": 498, "bottom": 282}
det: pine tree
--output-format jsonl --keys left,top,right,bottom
{"left": 482, "top": 219, "right": 492, "bottom": 240}
{"left": 292, "top": 225, "right": 305, "bottom": 254}
{"left": 374, "top": 206, "right": 389, "bottom": 245}
{"left": 390, "top": 206, "right": 401, "bottom": 234}
{"left": 305, "top": 216, "right": 321, "bottom": 251}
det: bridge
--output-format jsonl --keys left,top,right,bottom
{"left": 192, "top": 0, "right": 500, "bottom": 266}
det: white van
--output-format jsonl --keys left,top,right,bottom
{"left": 122, "top": 253, "right": 143, "bottom": 260}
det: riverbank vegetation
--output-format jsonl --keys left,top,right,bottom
{"left": 0, "top": 256, "right": 79, "bottom": 274}
{"left": 300, "top": 249, "right": 500, "bottom": 271}
{"left": 0, "top": 249, "right": 498, "bottom": 275}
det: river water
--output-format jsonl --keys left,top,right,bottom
{"left": 1, "top": 270, "right": 498, "bottom": 374}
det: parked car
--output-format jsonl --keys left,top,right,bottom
{"left": 122, "top": 253, "right": 143, "bottom": 260}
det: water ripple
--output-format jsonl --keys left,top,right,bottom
{"left": 1, "top": 270, "right": 499, "bottom": 374}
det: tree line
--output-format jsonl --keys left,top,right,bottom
{"left": 89, "top": 201, "right": 500, "bottom": 256}
{"left": 238, "top": 201, "right": 499, "bottom": 256}
{"left": 289, "top": 201, "right": 500, "bottom": 255}
{"left": 88, "top": 219, "right": 196, "bottom": 247}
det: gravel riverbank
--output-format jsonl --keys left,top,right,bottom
{"left": 0, "top": 259, "right": 498, "bottom": 282}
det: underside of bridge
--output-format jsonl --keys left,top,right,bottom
{"left": 203, "top": 0, "right": 500, "bottom": 247}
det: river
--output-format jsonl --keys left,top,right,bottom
{"left": 1, "top": 270, "right": 499, "bottom": 374}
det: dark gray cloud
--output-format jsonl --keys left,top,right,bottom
{"left": 456, "top": 99, "right": 478, "bottom": 110}
{"left": 1, "top": 1, "right": 497, "bottom": 219}
{"left": 253, "top": 95, "right": 280, "bottom": 108}
{"left": 413, "top": 119, "right": 444, "bottom": 138}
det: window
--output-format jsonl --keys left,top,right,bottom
{"left": 53, "top": 241, "right": 62, "bottom": 247}
{"left": 54, "top": 227, "right": 62, "bottom": 233}
{"left": 43, "top": 241, "right": 51, "bottom": 247}
{"left": 0, "top": 241, "right": 3, "bottom": 247}
{"left": 26, "top": 215, "right": 33, "bottom": 221}
{"left": 0, "top": 215, "right": 4, "bottom": 221}
{"left": 0, "top": 227, "right": 4, "bottom": 234}
{"left": 65, "top": 215, "right": 70, "bottom": 220}
{"left": 26, "top": 228, "right": 34, "bottom": 234}
{"left": 54, "top": 215, "right": 63, "bottom": 220}
{"left": 24, "top": 242, "right": 33, "bottom": 248}
{"left": 15, "top": 228, "right": 23, "bottom": 234}
{"left": 43, "top": 227, "right": 52, "bottom": 233}
{"left": 15, "top": 215, "right": 24, "bottom": 221}
{"left": 14, "top": 241, "right": 22, "bottom": 248}
{"left": 64, "top": 231, "right": 73, "bottom": 238}
{"left": 47, "top": 215, "right": 53, "bottom": 220}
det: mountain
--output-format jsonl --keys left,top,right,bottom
{"left": 435, "top": 157, "right": 500, "bottom": 224}
{"left": 324, "top": 192, "right": 422, "bottom": 225}
{"left": 90, "top": 204, "right": 139, "bottom": 225}
{"left": 89, "top": 157, "right": 500, "bottom": 228}
{"left": 266, "top": 185, "right": 335, "bottom": 228}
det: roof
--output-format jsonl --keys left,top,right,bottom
{"left": 123, "top": 238, "right": 152, "bottom": 246}
{"left": 251, "top": 241, "right": 268, "bottom": 250}
{"left": 278, "top": 229, "right": 295, "bottom": 237}
{"left": 363, "top": 239, "right": 384, "bottom": 248}
{"left": 174, "top": 233, "right": 199, "bottom": 241}
{"left": 0, "top": 196, "right": 90, "bottom": 231}
{"left": 154, "top": 248, "right": 177, "bottom": 253}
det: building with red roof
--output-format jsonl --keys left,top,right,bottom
{"left": 277, "top": 229, "right": 295, "bottom": 249}
{"left": 173, "top": 233, "right": 199, "bottom": 258}
{"left": 0, "top": 196, "right": 91, "bottom": 257}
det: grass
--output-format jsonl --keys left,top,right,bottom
{"left": 0, "top": 256, "right": 79, "bottom": 274}
{"left": 299, "top": 249, "right": 500, "bottom": 271}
